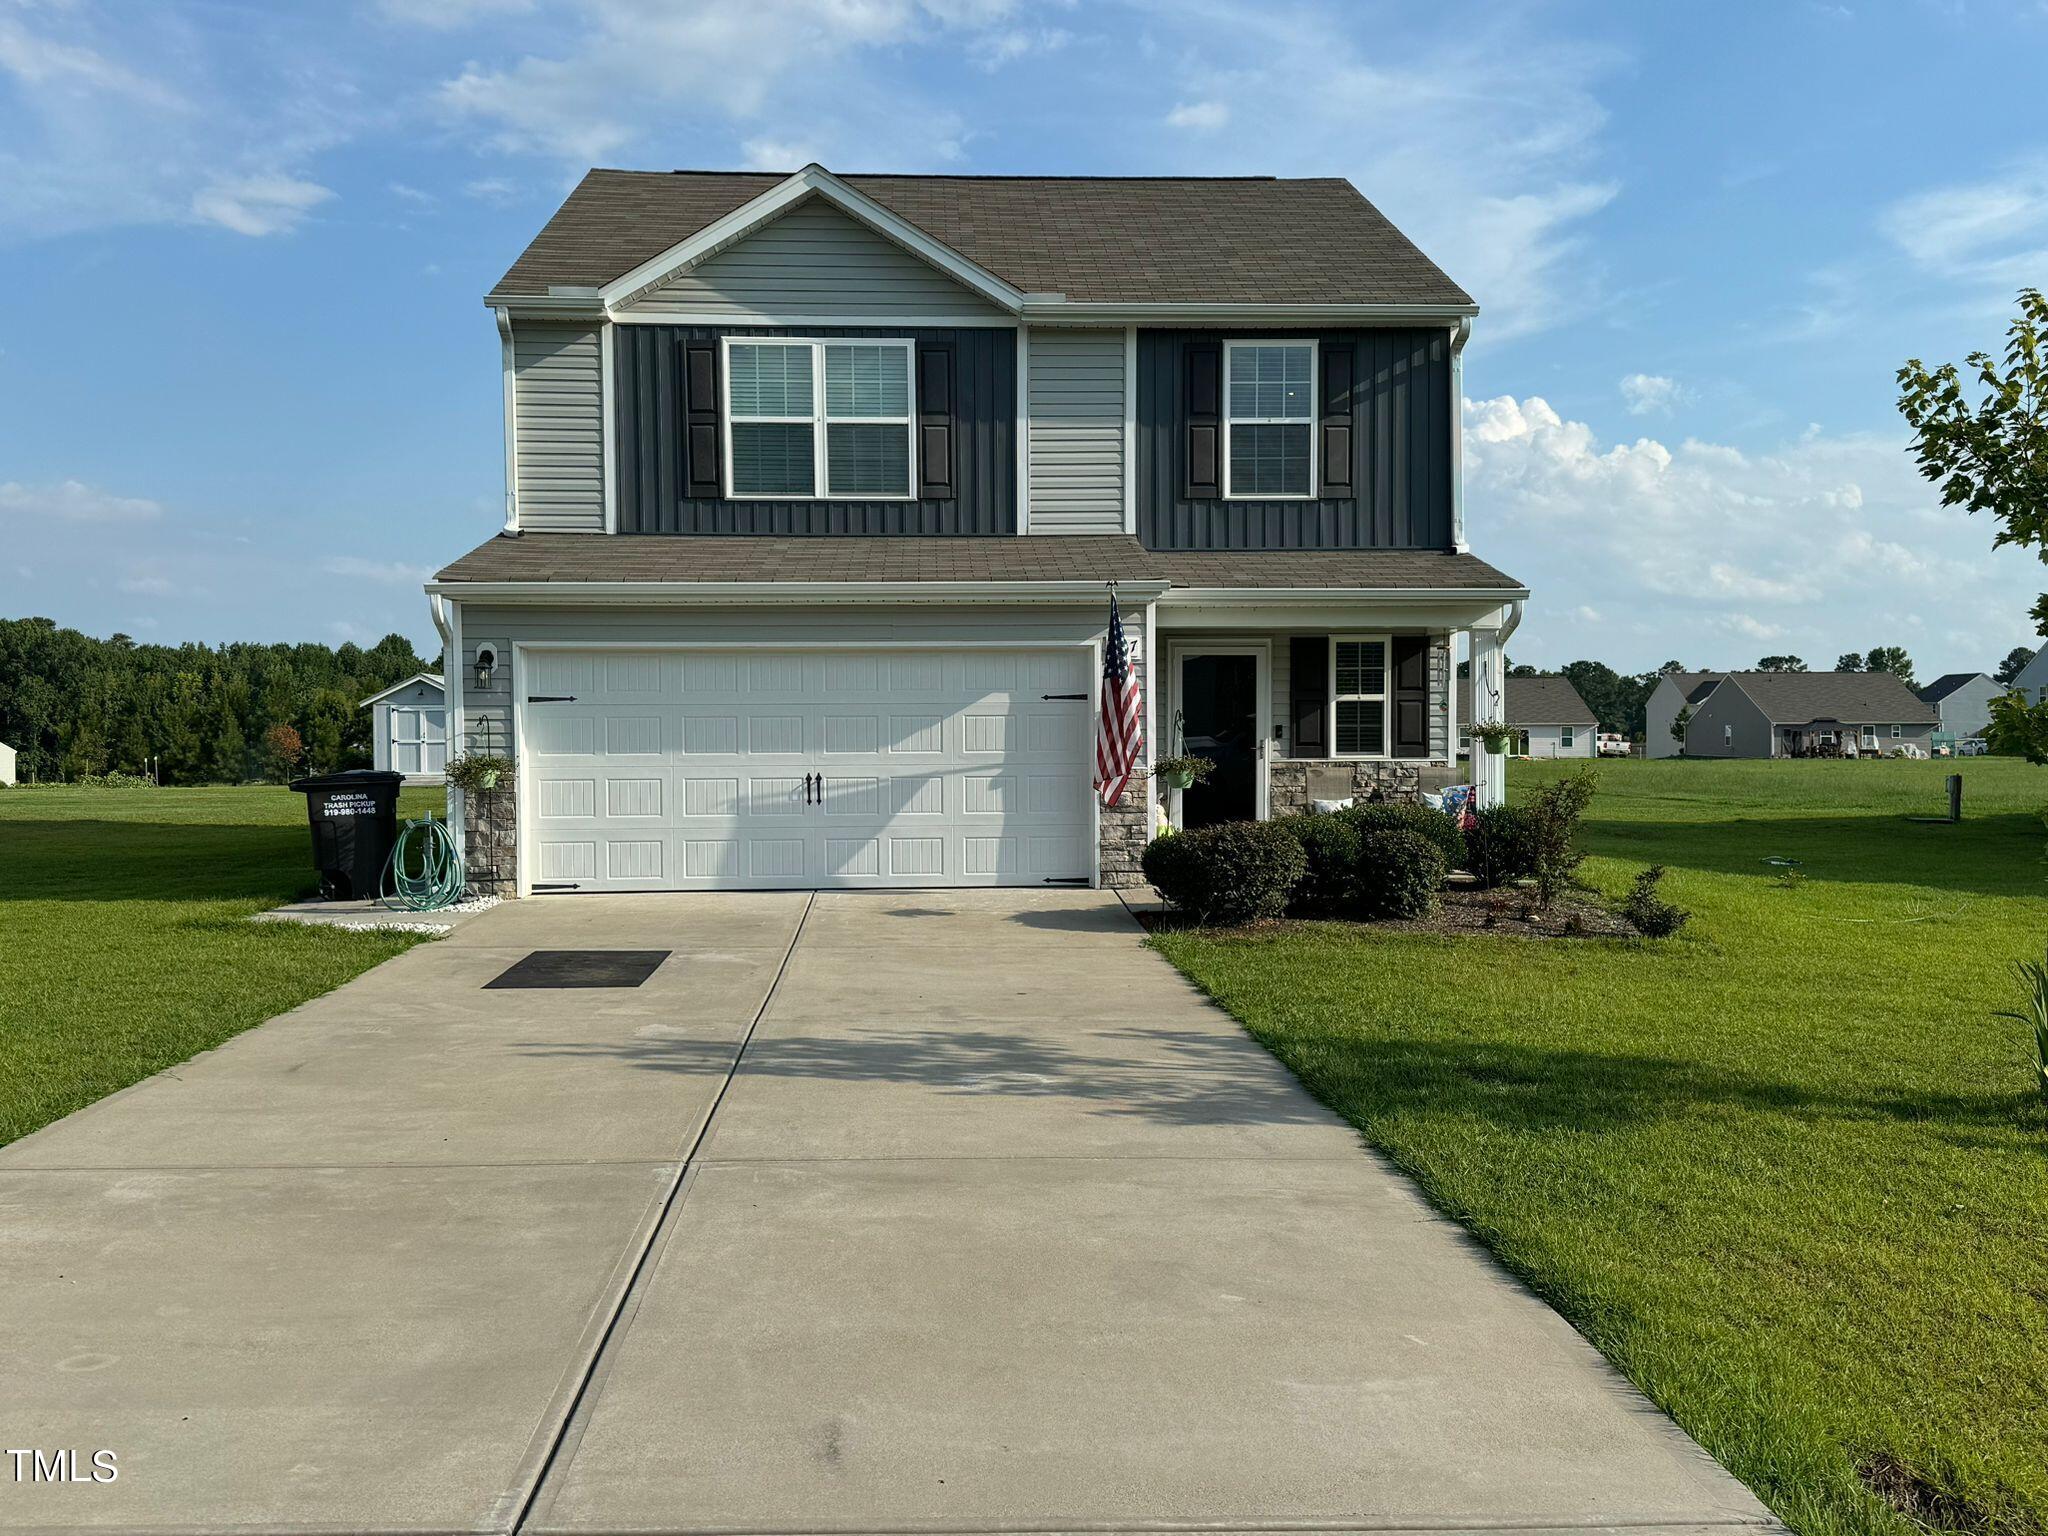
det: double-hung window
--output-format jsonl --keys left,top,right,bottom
{"left": 1560, "top": 725, "right": 1576, "bottom": 750}
{"left": 1224, "top": 340, "right": 1316, "bottom": 498}
{"left": 724, "top": 338, "right": 914, "bottom": 499}
{"left": 1330, "top": 636, "right": 1389, "bottom": 757}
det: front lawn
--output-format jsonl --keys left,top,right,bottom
{"left": 0, "top": 785, "right": 445, "bottom": 1146}
{"left": 1153, "top": 758, "right": 2048, "bottom": 1536}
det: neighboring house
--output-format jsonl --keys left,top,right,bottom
{"left": 1645, "top": 672, "right": 1721, "bottom": 759}
{"left": 1916, "top": 673, "right": 1998, "bottom": 743}
{"left": 425, "top": 164, "right": 1527, "bottom": 895}
{"left": 1678, "top": 672, "right": 1937, "bottom": 758}
{"left": 1458, "top": 675, "right": 1597, "bottom": 758}
{"left": 0, "top": 740, "right": 15, "bottom": 786}
{"left": 2006, "top": 646, "right": 2048, "bottom": 707}
{"left": 361, "top": 674, "right": 447, "bottom": 783}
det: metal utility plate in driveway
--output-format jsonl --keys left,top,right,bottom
{"left": 484, "top": 950, "right": 671, "bottom": 990}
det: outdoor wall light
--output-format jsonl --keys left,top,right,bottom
{"left": 474, "top": 643, "right": 498, "bottom": 690}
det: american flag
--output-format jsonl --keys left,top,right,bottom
{"left": 1096, "top": 592, "right": 1144, "bottom": 807}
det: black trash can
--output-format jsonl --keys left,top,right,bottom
{"left": 289, "top": 769, "right": 404, "bottom": 900}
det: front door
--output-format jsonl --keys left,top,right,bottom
{"left": 1177, "top": 652, "right": 1260, "bottom": 828}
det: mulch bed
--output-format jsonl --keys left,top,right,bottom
{"left": 1135, "top": 883, "right": 1637, "bottom": 940}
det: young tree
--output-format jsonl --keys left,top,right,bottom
{"left": 1898, "top": 288, "right": 2048, "bottom": 633}
{"left": 262, "top": 723, "right": 304, "bottom": 783}
{"left": 1835, "top": 652, "right": 1865, "bottom": 672}
{"left": 1865, "top": 645, "right": 1917, "bottom": 688}
{"left": 1670, "top": 705, "right": 1693, "bottom": 752}
{"left": 1756, "top": 654, "right": 1808, "bottom": 672}
{"left": 1989, "top": 693, "right": 2048, "bottom": 764}
{"left": 1998, "top": 645, "right": 2035, "bottom": 686}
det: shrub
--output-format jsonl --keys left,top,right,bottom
{"left": 1141, "top": 820, "right": 1305, "bottom": 925}
{"left": 1621, "top": 865, "right": 1689, "bottom": 937}
{"left": 71, "top": 771, "right": 157, "bottom": 789}
{"left": 1339, "top": 801, "right": 1466, "bottom": 870}
{"left": 1995, "top": 946, "right": 2048, "bottom": 1102}
{"left": 1465, "top": 805, "right": 1538, "bottom": 889}
{"left": 1276, "top": 812, "right": 1361, "bottom": 916}
{"left": 1350, "top": 828, "right": 1446, "bottom": 920}
{"left": 1526, "top": 769, "right": 1598, "bottom": 906}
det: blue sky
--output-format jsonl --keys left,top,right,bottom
{"left": 2, "top": 0, "right": 2043, "bottom": 673}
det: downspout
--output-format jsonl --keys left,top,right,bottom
{"left": 496, "top": 307, "right": 519, "bottom": 535}
{"left": 1449, "top": 317, "right": 1472, "bottom": 553}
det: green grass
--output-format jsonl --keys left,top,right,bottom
{"left": 0, "top": 784, "right": 446, "bottom": 1146}
{"left": 1152, "top": 758, "right": 2048, "bottom": 1536}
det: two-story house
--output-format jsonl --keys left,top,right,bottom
{"left": 425, "top": 166, "right": 1527, "bottom": 896}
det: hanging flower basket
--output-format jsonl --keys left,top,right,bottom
{"left": 1152, "top": 754, "right": 1215, "bottom": 791}
{"left": 1469, "top": 722, "right": 1513, "bottom": 754}
{"left": 447, "top": 753, "right": 513, "bottom": 795}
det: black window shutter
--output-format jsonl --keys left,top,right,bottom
{"left": 917, "top": 343, "right": 955, "bottom": 500}
{"left": 683, "top": 340, "right": 721, "bottom": 499}
{"left": 1320, "top": 342, "right": 1355, "bottom": 495}
{"left": 1183, "top": 340, "right": 1222, "bottom": 500}
{"left": 1290, "top": 636, "right": 1329, "bottom": 758}
{"left": 1393, "top": 635, "right": 1430, "bottom": 758}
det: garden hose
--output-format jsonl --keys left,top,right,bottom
{"left": 380, "top": 815, "right": 467, "bottom": 911}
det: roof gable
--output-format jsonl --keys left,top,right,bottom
{"left": 1459, "top": 674, "right": 1598, "bottom": 726}
{"left": 491, "top": 167, "right": 1475, "bottom": 311}
{"left": 359, "top": 673, "right": 446, "bottom": 708}
{"left": 1917, "top": 672, "right": 1991, "bottom": 703}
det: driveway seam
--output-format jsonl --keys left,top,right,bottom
{"left": 505, "top": 889, "right": 818, "bottom": 1536}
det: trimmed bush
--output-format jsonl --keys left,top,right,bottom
{"left": 1350, "top": 827, "right": 1446, "bottom": 919}
{"left": 1465, "top": 804, "right": 1538, "bottom": 889}
{"left": 1526, "top": 768, "right": 1598, "bottom": 906}
{"left": 1622, "top": 864, "right": 1690, "bottom": 937}
{"left": 1277, "top": 813, "right": 1362, "bottom": 916}
{"left": 1141, "top": 821, "right": 1306, "bottom": 925}
{"left": 1338, "top": 801, "right": 1466, "bottom": 871}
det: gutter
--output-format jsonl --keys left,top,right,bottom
{"left": 421, "top": 579, "right": 1174, "bottom": 606}
{"left": 1450, "top": 317, "right": 1472, "bottom": 552}
{"left": 1161, "top": 584, "right": 1529, "bottom": 604}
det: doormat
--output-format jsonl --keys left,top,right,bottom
{"left": 484, "top": 950, "right": 671, "bottom": 989}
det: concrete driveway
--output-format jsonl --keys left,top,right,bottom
{"left": 1, "top": 890, "right": 1778, "bottom": 1536}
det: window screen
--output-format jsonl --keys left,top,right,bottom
{"left": 1225, "top": 343, "right": 1314, "bottom": 497}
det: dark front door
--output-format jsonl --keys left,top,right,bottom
{"left": 1179, "top": 653, "right": 1259, "bottom": 827}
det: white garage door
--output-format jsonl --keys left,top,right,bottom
{"left": 520, "top": 647, "right": 1097, "bottom": 892}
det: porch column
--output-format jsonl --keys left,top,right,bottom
{"left": 1470, "top": 625, "right": 1508, "bottom": 808}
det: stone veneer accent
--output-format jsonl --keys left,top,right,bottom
{"left": 461, "top": 779, "right": 517, "bottom": 896}
{"left": 1098, "top": 649, "right": 1154, "bottom": 890}
{"left": 1267, "top": 757, "right": 1458, "bottom": 817}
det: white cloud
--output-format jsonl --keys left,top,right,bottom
{"left": 389, "top": 180, "right": 438, "bottom": 205}
{"left": 1573, "top": 605, "right": 1602, "bottom": 623}
{"left": 970, "top": 26, "right": 1070, "bottom": 70}
{"left": 1165, "top": 99, "right": 1229, "bottom": 131}
{"left": 1619, "top": 372, "right": 1684, "bottom": 416}
{"left": 190, "top": 174, "right": 334, "bottom": 236}
{"left": 1464, "top": 394, "right": 2032, "bottom": 670}
{"left": 0, "top": 480, "right": 164, "bottom": 523}
{"left": 322, "top": 556, "right": 434, "bottom": 586}
{"left": 1880, "top": 160, "right": 2048, "bottom": 288}
{"left": 463, "top": 176, "right": 522, "bottom": 205}
{"left": 117, "top": 572, "right": 174, "bottom": 596}
{"left": 375, "top": 0, "right": 535, "bottom": 27}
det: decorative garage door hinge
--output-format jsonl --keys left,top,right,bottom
{"left": 1042, "top": 877, "right": 1089, "bottom": 885}
{"left": 526, "top": 694, "right": 577, "bottom": 703}
{"left": 1041, "top": 692, "right": 1086, "bottom": 700}
{"left": 530, "top": 883, "right": 582, "bottom": 891}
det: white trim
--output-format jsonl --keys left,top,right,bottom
{"left": 606, "top": 309, "right": 1019, "bottom": 329}
{"left": 1141, "top": 598, "right": 1158, "bottom": 835}
{"left": 1018, "top": 300, "right": 1478, "bottom": 324}
{"left": 1222, "top": 338, "right": 1318, "bottom": 501}
{"left": 1088, "top": 633, "right": 1104, "bottom": 889}
{"left": 1159, "top": 585, "right": 1531, "bottom": 604}
{"left": 600, "top": 322, "right": 617, "bottom": 534}
{"left": 1328, "top": 633, "right": 1394, "bottom": 760}
{"left": 597, "top": 166, "right": 1028, "bottom": 313}
{"left": 496, "top": 308, "right": 518, "bottom": 532}
{"left": 358, "top": 672, "right": 447, "bottom": 709}
{"left": 1016, "top": 325, "right": 1031, "bottom": 532}
{"left": 1449, "top": 318, "right": 1471, "bottom": 553}
{"left": 720, "top": 335, "right": 918, "bottom": 501}
{"left": 1165, "top": 641, "right": 1272, "bottom": 825}
{"left": 1122, "top": 325, "right": 1138, "bottom": 535}
{"left": 445, "top": 597, "right": 465, "bottom": 848}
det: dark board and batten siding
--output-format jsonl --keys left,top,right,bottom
{"left": 613, "top": 325, "right": 1016, "bottom": 536}
{"left": 1135, "top": 329, "right": 1452, "bottom": 551}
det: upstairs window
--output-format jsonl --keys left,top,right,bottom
{"left": 1330, "top": 635, "right": 1389, "bottom": 757}
{"left": 725, "top": 338, "right": 914, "bottom": 499}
{"left": 1225, "top": 340, "right": 1315, "bottom": 498}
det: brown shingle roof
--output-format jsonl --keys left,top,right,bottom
{"left": 1713, "top": 671, "right": 1938, "bottom": 726}
{"left": 1459, "top": 675, "right": 1599, "bottom": 727}
{"left": 434, "top": 534, "right": 1523, "bottom": 592}
{"left": 490, "top": 171, "right": 1473, "bottom": 308}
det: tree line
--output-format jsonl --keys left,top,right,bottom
{"left": 1494, "top": 644, "right": 2032, "bottom": 739}
{"left": 0, "top": 617, "right": 438, "bottom": 785}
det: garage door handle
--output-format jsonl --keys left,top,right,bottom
{"left": 527, "top": 694, "right": 576, "bottom": 703}
{"left": 1042, "top": 692, "right": 1086, "bottom": 700}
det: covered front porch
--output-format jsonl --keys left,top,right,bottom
{"left": 1145, "top": 583, "right": 1526, "bottom": 836}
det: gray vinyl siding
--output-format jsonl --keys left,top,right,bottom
{"left": 1929, "top": 676, "right": 1998, "bottom": 739}
{"left": 514, "top": 323, "right": 606, "bottom": 533}
{"left": 1134, "top": 328, "right": 1452, "bottom": 551}
{"left": 613, "top": 324, "right": 1015, "bottom": 535}
{"left": 1027, "top": 328, "right": 1126, "bottom": 535}
{"left": 622, "top": 198, "right": 1007, "bottom": 321}
{"left": 1685, "top": 682, "right": 1776, "bottom": 759}
{"left": 1645, "top": 678, "right": 1688, "bottom": 758}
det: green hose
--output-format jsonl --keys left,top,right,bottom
{"left": 380, "top": 815, "right": 467, "bottom": 911}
